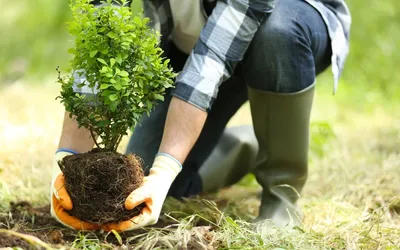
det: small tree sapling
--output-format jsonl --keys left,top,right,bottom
{"left": 55, "top": 0, "right": 177, "bottom": 224}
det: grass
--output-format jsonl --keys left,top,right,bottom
{"left": 0, "top": 77, "right": 399, "bottom": 249}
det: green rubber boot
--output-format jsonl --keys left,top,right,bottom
{"left": 198, "top": 125, "right": 259, "bottom": 193}
{"left": 248, "top": 84, "right": 315, "bottom": 228}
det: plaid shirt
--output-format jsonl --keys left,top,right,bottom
{"left": 81, "top": 0, "right": 351, "bottom": 113}
{"left": 143, "top": 0, "right": 351, "bottom": 112}
{"left": 144, "top": 0, "right": 275, "bottom": 112}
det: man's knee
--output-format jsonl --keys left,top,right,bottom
{"left": 242, "top": 3, "right": 315, "bottom": 93}
{"left": 251, "top": 0, "right": 313, "bottom": 59}
{"left": 251, "top": 4, "right": 306, "bottom": 60}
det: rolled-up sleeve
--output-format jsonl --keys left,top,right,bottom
{"left": 172, "top": 0, "right": 276, "bottom": 112}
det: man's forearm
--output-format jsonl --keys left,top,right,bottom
{"left": 58, "top": 112, "right": 95, "bottom": 153}
{"left": 158, "top": 97, "right": 208, "bottom": 164}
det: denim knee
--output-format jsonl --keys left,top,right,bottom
{"left": 241, "top": 0, "right": 329, "bottom": 93}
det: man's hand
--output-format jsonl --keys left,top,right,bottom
{"left": 50, "top": 150, "right": 100, "bottom": 230}
{"left": 101, "top": 153, "right": 182, "bottom": 232}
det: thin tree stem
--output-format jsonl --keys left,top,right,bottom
{"left": 114, "top": 135, "right": 123, "bottom": 152}
{"left": 90, "top": 128, "right": 101, "bottom": 149}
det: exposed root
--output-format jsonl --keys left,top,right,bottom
{"left": 59, "top": 149, "right": 145, "bottom": 224}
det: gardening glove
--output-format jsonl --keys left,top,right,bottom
{"left": 101, "top": 153, "right": 182, "bottom": 232}
{"left": 50, "top": 149, "right": 101, "bottom": 231}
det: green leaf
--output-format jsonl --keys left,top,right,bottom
{"left": 163, "top": 83, "right": 173, "bottom": 88}
{"left": 146, "top": 100, "right": 153, "bottom": 110}
{"left": 77, "top": 83, "right": 86, "bottom": 88}
{"left": 101, "top": 48, "right": 109, "bottom": 54}
{"left": 100, "top": 84, "right": 110, "bottom": 90}
{"left": 118, "top": 70, "right": 129, "bottom": 77}
{"left": 116, "top": 54, "right": 122, "bottom": 65}
{"left": 133, "top": 16, "right": 142, "bottom": 25}
{"left": 107, "top": 31, "right": 117, "bottom": 39}
{"left": 122, "top": 53, "right": 129, "bottom": 60}
{"left": 97, "top": 120, "right": 109, "bottom": 128}
{"left": 97, "top": 58, "right": 107, "bottom": 65}
{"left": 144, "top": 71, "right": 154, "bottom": 77}
{"left": 90, "top": 50, "right": 98, "bottom": 58}
{"left": 100, "top": 66, "right": 109, "bottom": 73}
{"left": 109, "top": 94, "right": 118, "bottom": 101}
{"left": 154, "top": 94, "right": 164, "bottom": 101}
{"left": 101, "top": 90, "right": 111, "bottom": 97}
{"left": 110, "top": 101, "right": 119, "bottom": 112}
{"left": 114, "top": 83, "right": 122, "bottom": 90}
{"left": 110, "top": 58, "right": 116, "bottom": 67}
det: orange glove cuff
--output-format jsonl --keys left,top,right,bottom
{"left": 53, "top": 174, "right": 73, "bottom": 210}
{"left": 52, "top": 195, "right": 100, "bottom": 231}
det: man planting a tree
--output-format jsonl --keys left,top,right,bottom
{"left": 52, "top": 0, "right": 351, "bottom": 231}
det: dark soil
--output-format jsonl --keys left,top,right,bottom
{"left": 58, "top": 148, "right": 146, "bottom": 225}
{"left": 0, "top": 201, "right": 150, "bottom": 248}
{"left": 0, "top": 201, "right": 77, "bottom": 248}
{"left": 0, "top": 201, "right": 217, "bottom": 249}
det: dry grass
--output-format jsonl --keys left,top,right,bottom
{"left": 0, "top": 78, "right": 399, "bottom": 249}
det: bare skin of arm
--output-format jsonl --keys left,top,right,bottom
{"left": 58, "top": 112, "right": 95, "bottom": 153}
{"left": 158, "top": 97, "right": 208, "bottom": 164}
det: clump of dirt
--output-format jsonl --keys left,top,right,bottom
{"left": 0, "top": 201, "right": 147, "bottom": 248}
{"left": 0, "top": 232, "right": 31, "bottom": 249}
{"left": 58, "top": 148, "right": 145, "bottom": 224}
{"left": 0, "top": 201, "right": 76, "bottom": 248}
{"left": 0, "top": 201, "right": 218, "bottom": 249}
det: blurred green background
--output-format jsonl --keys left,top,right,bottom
{"left": 0, "top": 0, "right": 399, "bottom": 107}
{"left": 0, "top": 0, "right": 142, "bottom": 82}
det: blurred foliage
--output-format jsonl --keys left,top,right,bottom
{"left": 313, "top": 0, "right": 400, "bottom": 105}
{"left": 309, "top": 121, "right": 336, "bottom": 159}
{"left": 0, "top": 0, "right": 399, "bottom": 100}
{"left": 0, "top": 0, "right": 142, "bottom": 82}
{"left": 0, "top": 0, "right": 71, "bottom": 81}
{"left": 341, "top": 0, "right": 399, "bottom": 96}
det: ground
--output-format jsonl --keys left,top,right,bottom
{"left": 0, "top": 78, "right": 399, "bottom": 249}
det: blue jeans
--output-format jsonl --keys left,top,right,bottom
{"left": 126, "top": 0, "right": 331, "bottom": 198}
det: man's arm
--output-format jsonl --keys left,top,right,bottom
{"left": 160, "top": 0, "right": 276, "bottom": 162}
{"left": 158, "top": 97, "right": 207, "bottom": 164}
{"left": 58, "top": 111, "right": 95, "bottom": 153}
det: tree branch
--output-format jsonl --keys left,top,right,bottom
{"left": 90, "top": 128, "right": 101, "bottom": 149}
